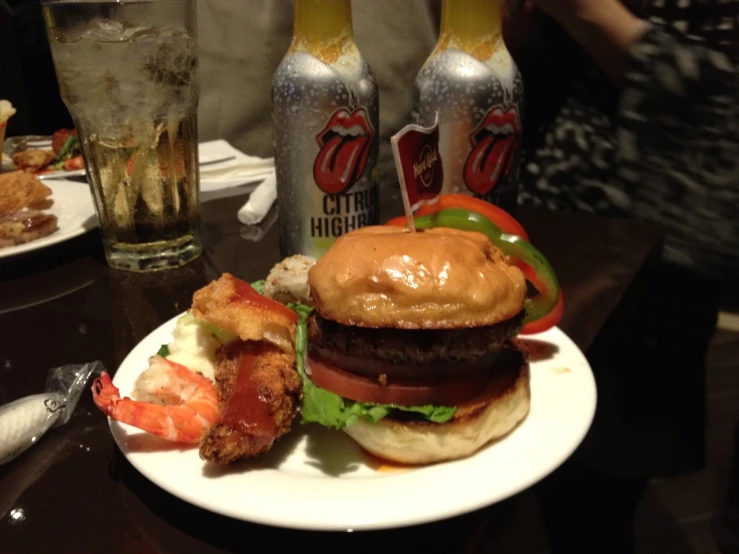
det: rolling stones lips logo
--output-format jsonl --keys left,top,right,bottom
{"left": 463, "top": 106, "right": 520, "bottom": 196}
{"left": 314, "top": 107, "right": 375, "bottom": 195}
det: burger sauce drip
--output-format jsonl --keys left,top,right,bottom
{"left": 231, "top": 277, "right": 298, "bottom": 324}
{"left": 221, "top": 349, "right": 278, "bottom": 438}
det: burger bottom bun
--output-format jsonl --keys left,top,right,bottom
{"left": 342, "top": 356, "right": 530, "bottom": 465}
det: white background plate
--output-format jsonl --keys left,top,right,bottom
{"left": 2, "top": 136, "right": 86, "bottom": 180}
{"left": 0, "top": 179, "right": 97, "bottom": 259}
{"left": 111, "top": 316, "right": 597, "bottom": 531}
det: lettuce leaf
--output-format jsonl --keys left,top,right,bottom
{"left": 251, "top": 279, "right": 265, "bottom": 294}
{"left": 288, "top": 301, "right": 456, "bottom": 429}
{"left": 177, "top": 311, "right": 236, "bottom": 344}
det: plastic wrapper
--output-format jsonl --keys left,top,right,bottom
{"left": 0, "top": 361, "right": 102, "bottom": 465}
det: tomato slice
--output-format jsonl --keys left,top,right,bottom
{"left": 307, "top": 354, "right": 487, "bottom": 407}
{"left": 126, "top": 156, "right": 135, "bottom": 177}
{"left": 51, "top": 128, "right": 76, "bottom": 155}
{"left": 383, "top": 194, "right": 529, "bottom": 240}
{"left": 63, "top": 155, "right": 84, "bottom": 171}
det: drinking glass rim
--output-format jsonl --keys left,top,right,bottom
{"left": 41, "top": 0, "right": 192, "bottom": 5}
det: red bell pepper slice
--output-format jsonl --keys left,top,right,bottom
{"left": 386, "top": 216, "right": 408, "bottom": 227}
{"left": 509, "top": 259, "right": 564, "bottom": 334}
{"left": 520, "top": 289, "right": 564, "bottom": 335}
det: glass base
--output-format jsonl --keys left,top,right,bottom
{"left": 104, "top": 234, "right": 203, "bottom": 272}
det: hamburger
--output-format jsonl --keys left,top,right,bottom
{"left": 303, "top": 225, "right": 531, "bottom": 464}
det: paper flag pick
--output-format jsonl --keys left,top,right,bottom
{"left": 390, "top": 114, "right": 444, "bottom": 231}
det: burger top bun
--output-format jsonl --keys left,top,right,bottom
{"left": 308, "top": 226, "right": 526, "bottom": 329}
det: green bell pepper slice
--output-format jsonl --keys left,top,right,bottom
{"left": 412, "top": 208, "right": 560, "bottom": 324}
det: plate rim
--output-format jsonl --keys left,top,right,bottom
{"left": 0, "top": 179, "right": 98, "bottom": 260}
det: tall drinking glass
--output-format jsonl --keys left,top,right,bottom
{"left": 42, "top": 0, "right": 202, "bottom": 272}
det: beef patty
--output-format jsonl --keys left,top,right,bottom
{"left": 307, "top": 310, "right": 525, "bottom": 365}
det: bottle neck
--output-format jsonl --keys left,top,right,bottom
{"left": 439, "top": 0, "right": 504, "bottom": 61}
{"left": 292, "top": 0, "right": 354, "bottom": 61}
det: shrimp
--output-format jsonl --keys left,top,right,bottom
{"left": 91, "top": 357, "right": 218, "bottom": 444}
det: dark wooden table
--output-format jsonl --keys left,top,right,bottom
{"left": 0, "top": 189, "right": 663, "bottom": 554}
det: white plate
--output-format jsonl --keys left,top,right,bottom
{"left": 111, "top": 316, "right": 596, "bottom": 531}
{"left": 36, "top": 168, "right": 87, "bottom": 180}
{"left": 0, "top": 179, "right": 98, "bottom": 259}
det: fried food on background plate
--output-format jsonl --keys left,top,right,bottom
{"left": 0, "top": 171, "right": 53, "bottom": 213}
{"left": 12, "top": 149, "right": 57, "bottom": 173}
{"left": 0, "top": 209, "right": 58, "bottom": 248}
{"left": 199, "top": 340, "right": 301, "bottom": 464}
{"left": 0, "top": 170, "right": 57, "bottom": 247}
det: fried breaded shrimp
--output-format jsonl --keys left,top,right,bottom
{"left": 199, "top": 340, "right": 301, "bottom": 464}
{"left": 0, "top": 171, "right": 53, "bottom": 214}
{"left": 12, "top": 149, "right": 56, "bottom": 173}
{"left": 192, "top": 273, "right": 298, "bottom": 352}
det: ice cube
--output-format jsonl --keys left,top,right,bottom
{"left": 142, "top": 29, "right": 196, "bottom": 88}
{"left": 82, "top": 18, "right": 126, "bottom": 42}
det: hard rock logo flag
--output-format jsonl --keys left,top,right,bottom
{"left": 390, "top": 114, "right": 444, "bottom": 231}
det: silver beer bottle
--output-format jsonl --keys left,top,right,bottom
{"left": 272, "top": 0, "right": 380, "bottom": 258}
{"left": 413, "top": 0, "right": 524, "bottom": 214}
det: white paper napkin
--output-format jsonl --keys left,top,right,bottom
{"left": 237, "top": 172, "right": 277, "bottom": 226}
{"left": 198, "top": 139, "right": 274, "bottom": 192}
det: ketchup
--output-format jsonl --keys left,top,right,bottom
{"left": 220, "top": 343, "right": 277, "bottom": 437}
{"left": 230, "top": 276, "right": 298, "bottom": 324}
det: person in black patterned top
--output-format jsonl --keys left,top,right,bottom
{"left": 518, "top": 0, "right": 738, "bottom": 279}
{"left": 504, "top": 0, "right": 738, "bottom": 552}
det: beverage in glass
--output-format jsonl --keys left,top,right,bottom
{"left": 43, "top": 0, "right": 201, "bottom": 271}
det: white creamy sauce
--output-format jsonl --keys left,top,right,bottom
{"left": 165, "top": 314, "right": 225, "bottom": 382}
